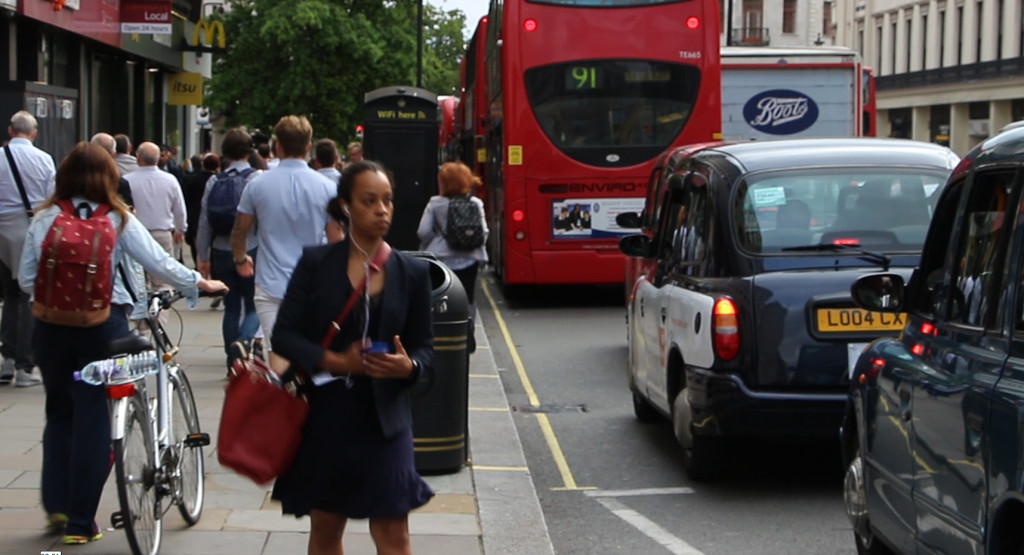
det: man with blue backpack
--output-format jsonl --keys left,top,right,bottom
{"left": 196, "top": 127, "right": 261, "bottom": 372}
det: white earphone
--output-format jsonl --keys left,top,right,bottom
{"left": 343, "top": 205, "right": 351, "bottom": 216}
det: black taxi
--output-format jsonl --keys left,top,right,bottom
{"left": 843, "top": 127, "right": 1024, "bottom": 554}
{"left": 618, "top": 138, "right": 959, "bottom": 479}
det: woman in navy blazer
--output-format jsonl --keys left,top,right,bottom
{"left": 271, "top": 160, "right": 434, "bottom": 555}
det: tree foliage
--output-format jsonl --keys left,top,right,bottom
{"left": 207, "top": 0, "right": 465, "bottom": 143}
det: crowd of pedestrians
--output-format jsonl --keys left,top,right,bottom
{"left": 0, "top": 107, "right": 491, "bottom": 553}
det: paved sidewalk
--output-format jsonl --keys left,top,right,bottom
{"left": 0, "top": 298, "right": 553, "bottom": 554}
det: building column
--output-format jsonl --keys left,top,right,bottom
{"left": 895, "top": 8, "right": 908, "bottom": 74}
{"left": 942, "top": 2, "right": 958, "bottom": 66}
{"left": 925, "top": 0, "right": 941, "bottom": 69}
{"left": 910, "top": 4, "right": 924, "bottom": 72}
{"left": 1002, "top": 0, "right": 1022, "bottom": 58}
{"left": 878, "top": 109, "right": 891, "bottom": 137}
{"left": 912, "top": 105, "right": 930, "bottom": 142}
{"left": 991, "top": 100, "right": 1013, "bottom": 135}
{"left": 979, "top": 0, "right": 998, "bottom": 60}
{"left": 882, "top": 11, "right": 894, "bottom": 75}
{"left": 950, "top": 103, "right": 971, "bottom": 155}
{"left": 962, "top": 0, "right": 979, "bottom": 64}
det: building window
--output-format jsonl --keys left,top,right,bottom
{"left": 783, "top": 0, "right": 796, "bottom": 33}
{"left": 997, "top": 0, "right": 1004, "bottom": 59}
{"left": 939, "top": 8, "right": 946, "bottom": 66}
{"left": 823, "top": 0, "right": 833, "bottom": 37}
{"left": 922, "top": 14, "right": 928, "bottom": 69}
{"left": 907, "top": 16, "right": 913, "bottom": 71}
{"left": 877, "top": 22, "right": 884, "bottom": 72}
{"left": 720, "top": 0, "right": 726, "bottom": 37}
{"left": 744, "top": 0, "right": 763, "bottom": 33}
{"left": 957, "top": 4, "right": 963, "bottom": 65}
{"left": 892, "top": 20, "right": 898, "bottom": 74}
{"left": 977, "top": 0, "right": 984, "bottom": 62}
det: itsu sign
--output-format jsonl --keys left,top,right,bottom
{"left": 121, "top": 0, "right": 172, "bottom": 34}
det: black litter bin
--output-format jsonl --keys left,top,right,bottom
{"left": 411, "top": 253, "right": 470, "bottom": 474}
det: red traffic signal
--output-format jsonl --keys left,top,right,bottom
{"left": 355, "top": 124, "right": 364, "bottom": 139}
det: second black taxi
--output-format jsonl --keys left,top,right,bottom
{"left": 618, "top": 137, "right": 960, "bottom": 480}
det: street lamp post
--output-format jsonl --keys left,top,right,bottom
{"left": 417, "top": 0, "right": 423, "bottom": 87}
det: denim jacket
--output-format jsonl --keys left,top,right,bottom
{"left": 18, "top": 196, "right": 201, "bottom": 309}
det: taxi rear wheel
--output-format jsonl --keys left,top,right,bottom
{"left": 632, "top": 391, "right": 659, "bottom": 423}
{"left": 672, "top": 389, "right": 724, "bottom": 481}
{"left": 844, "top": 439, "right": 894, "bottom": 555}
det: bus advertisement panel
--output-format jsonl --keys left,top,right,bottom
{"left": 485, "top": 0, "right": 721, "bottom": 287}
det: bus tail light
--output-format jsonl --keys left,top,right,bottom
{"left": 512, "top": 209, "right": 525, "bottom": 222}
{"left": 685, "top": 16, "right": 700, "bottom": 29}
{"left": 523, "top": 18, "right": 538, "bottom": 31}
{"left": 713, "top": 298, "right": 739, "bottom": 361}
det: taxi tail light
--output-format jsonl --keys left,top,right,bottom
{"left": 869, "top": 358, "right": 885, "bottom": 378}
{"left": 713, "top": 298, "right": 740, "bottom": 361}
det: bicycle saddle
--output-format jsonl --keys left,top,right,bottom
{"left": 107, "top": 334, "right": 154, "bottom": 357}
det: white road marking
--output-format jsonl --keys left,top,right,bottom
{"left": 585, "top": 487, "right": 696, "bottom": 498}
{"left": 595, "top": 497, "right": 705, "bottom": 555}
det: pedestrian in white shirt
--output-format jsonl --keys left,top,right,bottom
{"left": 0, "top": 110, "right": 54, "bottom": 387}
{"left": 122, "top": 142, "right": 187, "bottom": 289}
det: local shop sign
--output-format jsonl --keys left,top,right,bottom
{"left": 121, "top": 0, "right": 172, "bottom": 34}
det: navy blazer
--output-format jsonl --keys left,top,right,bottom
{"left": 272, "top": 241, "right": 434, "bottom": 439}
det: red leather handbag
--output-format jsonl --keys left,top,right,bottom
{"left": 217, "top": 243, "right": 392, "bottom": 484}
{"left": 218, "top": 355, "right": 308, "bottom": 484}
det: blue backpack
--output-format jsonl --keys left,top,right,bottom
{"left": 206, "top": 167, "right": 256, "bottom": 236}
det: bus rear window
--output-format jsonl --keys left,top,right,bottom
{"left": 525, "top": 60, "right": 700, "bottom": 166}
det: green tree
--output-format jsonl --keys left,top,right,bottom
{"left": 207, "top": 0, "right": 464, "bottom": 144}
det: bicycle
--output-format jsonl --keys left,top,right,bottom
{"left": 97, "top": 289, "right": 219, "bottom": 555}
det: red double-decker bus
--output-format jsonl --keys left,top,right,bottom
{"left": 483, "top": 0, "right": 721, "bottom": 288}
{"left": 459, "top": 17, "right": 490, "bottom": 199}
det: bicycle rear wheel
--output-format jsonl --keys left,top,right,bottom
{"left": 113, "top": 395, "right": 162, "bottom": 555}
{"left": 170, "top": 367, "right": 204, "bottom": 525}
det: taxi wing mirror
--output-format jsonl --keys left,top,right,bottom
{"left": 851, "top": 273, "right": 905, "bottom": 312}
{"left": 619, "top": 234, "right": 652, "bottom": 258}
{"left": 616, "top": 212, "right": 641, "bottom": 229}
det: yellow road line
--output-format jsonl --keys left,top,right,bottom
{"left": 482, "top": 279, "right": 540, "bottom": 406}
{"left": 481, "top": 279, "right": 591, "bottom": 491}
{"left": 473, "top": 465, "right": 530, "bottom": 472}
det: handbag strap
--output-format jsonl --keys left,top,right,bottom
{"left": 320, "top": 241, "right": 393, "bottom": 348}
{"left": 3, "top": 146, "right": 34, "bottom": 217}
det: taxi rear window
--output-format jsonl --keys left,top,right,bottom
{"left": 734, "top": 169, "right": 948, "bottom": 254}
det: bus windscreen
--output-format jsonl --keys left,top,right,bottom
{"left": 525, "top": 60, "right": 700, "bottom": 166}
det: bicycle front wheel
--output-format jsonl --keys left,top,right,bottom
{"left": 113, "top": 395, "right": 162, "bottom": 555}
{"left": 170, "top": 367, "right": 204, "bottom": 524}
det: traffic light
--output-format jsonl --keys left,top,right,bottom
{"left": 355, "top": 124, "right": 364, "bottom": 140}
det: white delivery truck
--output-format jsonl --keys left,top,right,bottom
{"left": 721, "top": 46, "right": 867, "bottom": 141}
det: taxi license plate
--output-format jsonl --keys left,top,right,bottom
{"left": 816, "top": 308, "right": 906, "bottom": 333}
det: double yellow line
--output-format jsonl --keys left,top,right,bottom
{"left": 481, "top": 279, "right": 594, "bottom": 491}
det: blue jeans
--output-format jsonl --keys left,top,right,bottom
{"left": 211, "top": 248, "right": 259, "bottom": 361}
{"left": 35, "top": 308, "right": 128, "bottom": 537}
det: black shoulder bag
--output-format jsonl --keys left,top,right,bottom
{"left": 3, "top": 146, "right": 35, "bottom": 218}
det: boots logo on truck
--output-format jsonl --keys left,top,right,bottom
{"left": 743, "top": 90, "right": 818, "bottom": 135}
